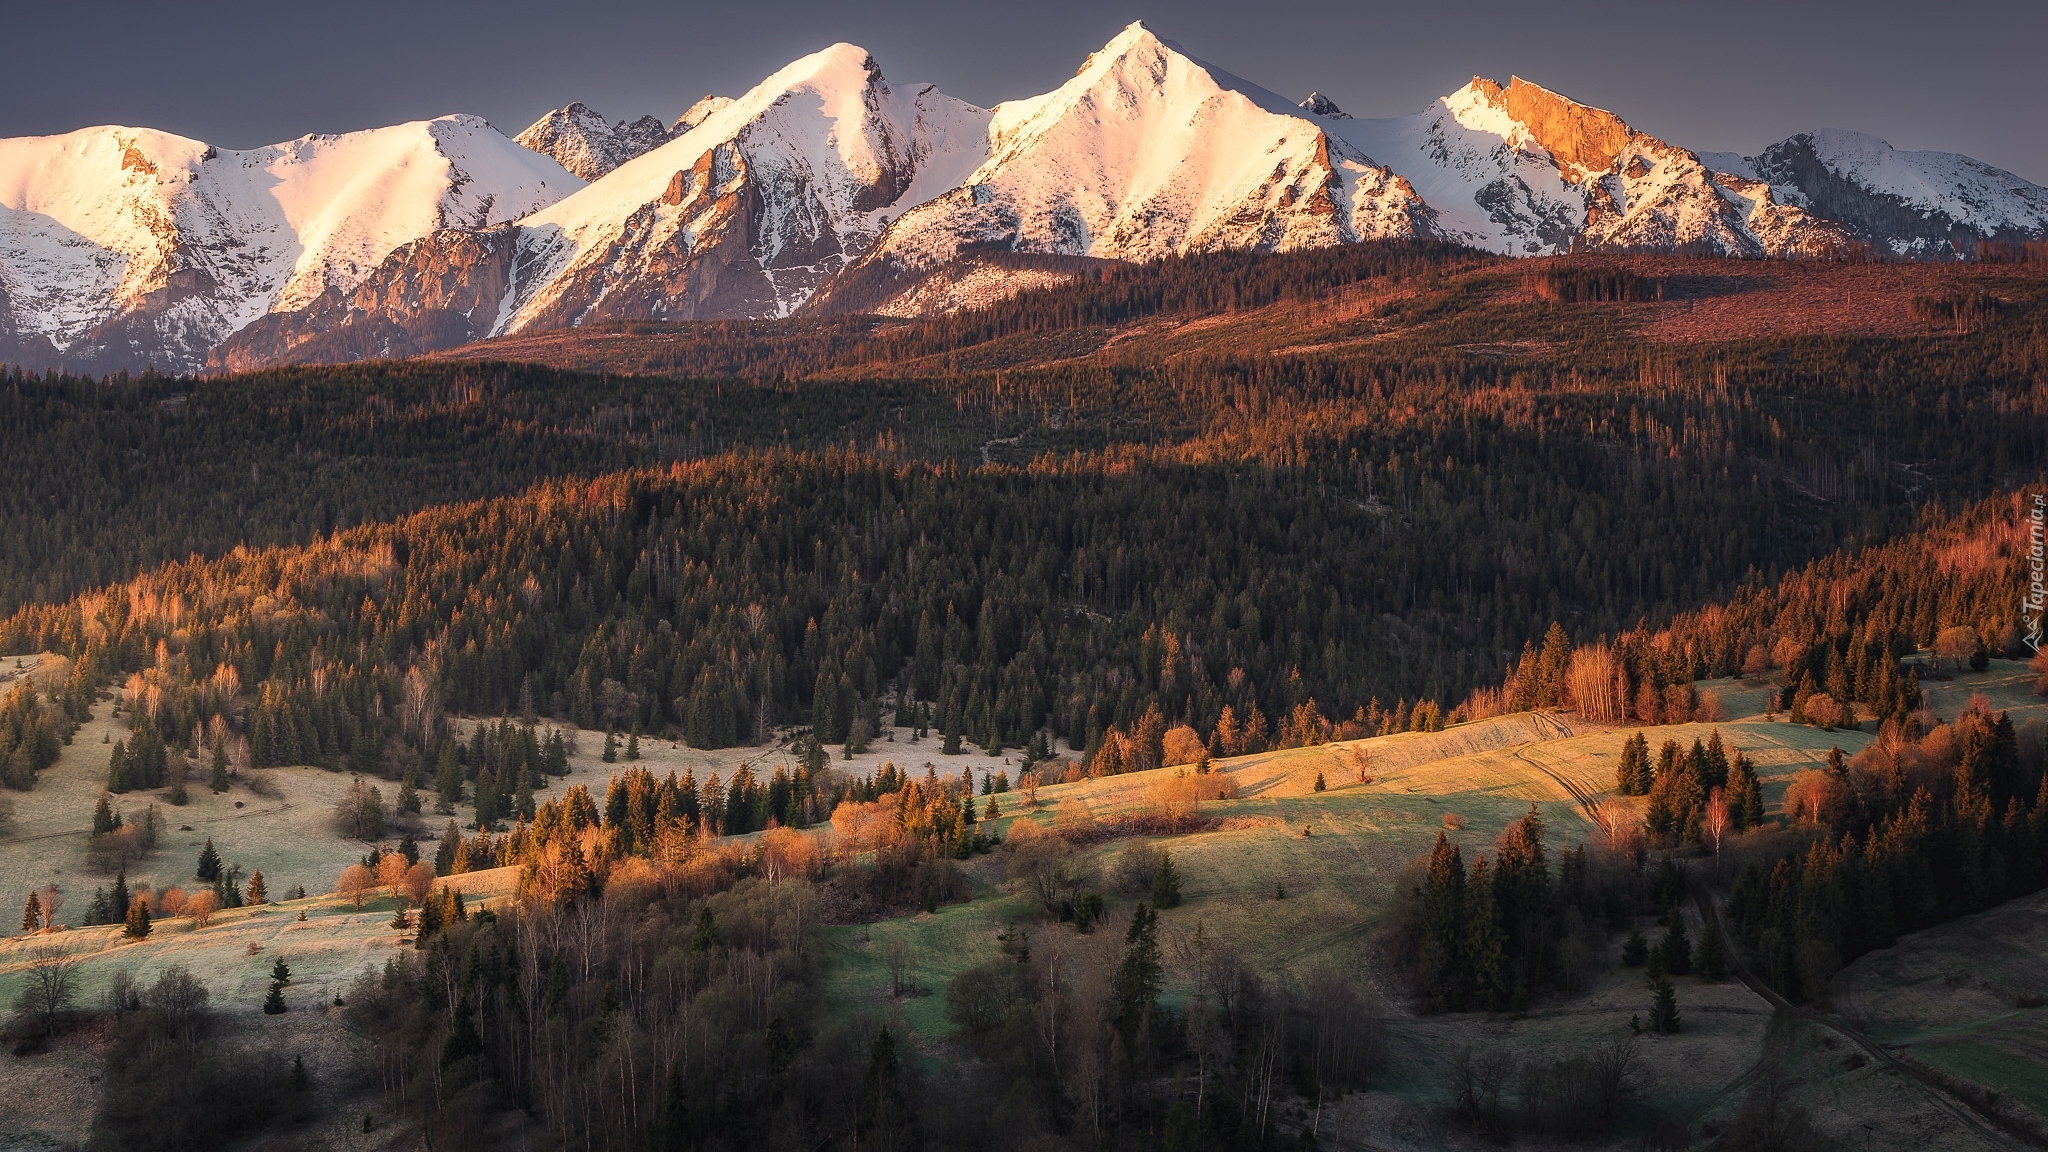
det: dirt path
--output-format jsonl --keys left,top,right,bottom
{"left": 1690, "top": 885, "right": 2037, "bottom": 1148}
{"left": 1512, "top": 745, "right": 1601, "bottom": 823}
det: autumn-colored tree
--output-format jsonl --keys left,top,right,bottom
{"left": 334, "top": 863, "right": 375, "bottom": 910}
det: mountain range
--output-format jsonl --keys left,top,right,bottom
{"left": 3, "top": 21, "right": 2044, "bottom": 374}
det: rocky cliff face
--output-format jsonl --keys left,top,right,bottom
{"left": 515, "top": 103, "right": 675, "bottom": 180}
{"left": 209, "top": 225, "right": 525, "bottom": 370}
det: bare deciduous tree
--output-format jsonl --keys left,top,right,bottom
{"left": 885, "top": 933, "right": 910, "bottom": 998}
{"left": 12, "top": 942, "right": 84, "bottom": 1037}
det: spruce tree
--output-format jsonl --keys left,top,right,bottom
{"left": 691, "top": 905, "right": 720, "bottom": 952}
{"left": 1313, "top": 770, "right": 1327, "bottom": 792}
{"left": 415, "top": 889, "right": 443, "bottom": 946}
{"left": 1696, "top": 914, "right": 1728, "bottom": 982}
{"left": 397, "top": 769, "right": 420, "bottom": 815}
{"left": 1648, "top": 973, "right": 1681, "bottom": 1034}
{"left": 1421, "top": 831, "right": 1469, "bottom": 1007}
{"left": 85, "top": 887, "right": 109, "bottom": 926}
{"left": 246, "top": 870, "right": 267, "bottom": 905}
{"left": 1661, "top": 906, "right": 1692, "bottom": 976}
{"left": 196, "top": 838, "right": 221, "bottom": 881}
{"left": 111, "top": 870, "right": 131, "bottom": 923}
{"left": 1621, "top": 926, "right": 1649, "bottom": 967}
{"left": 1111, "top": 902, "right": 1164, "bottom": 1035}
{"left": 436, "top": 821, "right": 461, "bottom": 875}
{"left": 93, "top": 789, "right": 117, "bottom": 834}
{"left": 123, "top": 897, "right": 151, "bottom": 939}
{"left": 1465, "top": 858, "right": 1508, "bottom": 1010}
{"left": 602, "top": 731, "right": 618, "bottom": 763}
{"left": 1151, "top": 851, "right": 1183, "bottom": 909}
{"left": 626, "top": 724, "right": 641, "bottom": 761}
{"left": 271, "top": 956, "right": 292, "bottom": 984}
{"left": 21, "top": 890, "right": 42, "bottom": 933}
{"left": 263, "top": 980, "right": 287, "bottom": 1014}
{"left": 210, "top": 743, "right": 230, "bottom": 792}
{"left": 435, "top": 743, "right": 463, "bottom": 809}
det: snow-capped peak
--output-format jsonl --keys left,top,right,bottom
{"left": 0, "top": 114, "right": 577, "bottom": 370}
{"left": 866, "top": 22, "right": 1428, "bottom": 271}
{"left": 1747, "top": 128, "right": 2048, "bottom": 253}
{"left": 481, "top": 41, "right": 993, "bottom": 329}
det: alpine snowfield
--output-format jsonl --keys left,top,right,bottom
{"left": 4, "top": 21, "right": 2046, "bottom": 372}
{"left": 0, "top": 117, "right": 578, "bottom": 372}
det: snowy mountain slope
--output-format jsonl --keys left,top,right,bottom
{"left": 1744, "top": 129, "right": 2048, "bottom": 256}
{"left": 515, "top": 103, "right": 674, "bottom": 180}
{"left": 504, "top": 43, "right": 990, "bottom": 329}
{"left": 0, "top": 116, "right": 579, "bottom": 371}
{"left": 218, "top": 42, "right": 995, "bottom": 366}
{"left": 862, "top": 23, "right": 1430, "bottom": 275}
{"left": 1320, "top": 77, "right": 1845, "bottom": 256}
{"left": 15, "top": 28, "right": 2048, "bottom": 372}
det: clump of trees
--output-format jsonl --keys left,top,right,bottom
{"left": 94, "top": 965, "right": 313, "bottom": 1149}
{"left": 1728, "top": 699, "right": 2047, "bottom": 1003}
{"left": 1401, "top": 806, "right": 1648, "bottom": 1011}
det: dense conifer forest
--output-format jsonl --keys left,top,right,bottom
{"left": 5, "top": 243, "right": 2048, "bottom": 1150}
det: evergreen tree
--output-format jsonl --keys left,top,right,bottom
{"left": 1696, "top": 914, "right": 1728, "bottom": 982}
{"left": 434, "top": 742, "right": 463, "bottom": 808}
{"left": 210, "top": 743, "right": 230, "bottom": 793}
{"left": 1621, "top": 926, "right": 1649, "bottom": 967}
{"left": 92, "top": 789, "right": 117, "bottom": 834}
{"left": 602, "top": 731, "right": 618, "bottom": 763}
{"left": 1617, "top": 732, "right": 1650, "bottom": 795}
{"left": 626, "top": 724, "right": 641, "bottom": 761}
{"left": 1421, "top": 831, "right": 1469, "bottom": 1007}
{"left": 1465, "top": 857, "right": 1507, "bottom": 1010}
{"left": 691, "top": 905, "right": 720, "bottom": 953}
{"left": 271, "top": 956, "right": 292, "bottom": 984}
{"left": 246, "top": 870, "right": 268, "bottom": 905}
{"left": 858, "top": 1027, "right": 913, "bottom": 1147}
{"left": 397, "top": 769, "right": 420, "bottom": 815}
{"left": 123, "top": 896, "right": 151, "bottom": 939}
{"left": 1111, "top": 902, "right": 1164, "bottom": 1036}
{"left": 1660, "top": 907, "right": 1692, "bottom": 976}
{"left": 1151, "top": 851, "right": 1183, "bottom": 909}
{"left": 292, "top": 1055, "right": 310, "bottom": 1092}
{"left": 196, "top": 838, "right": 221, "bottom": 881}
{"left": 21, "top": 890, "right": 41, "bottom": 933}
{"left": 263, "top": 980, "right": 287, "bottom": 1014}
{"left": 1648, "top": 974, "right": 1681, "bottom": 1034}
{"left": 435, "top": 821, "right": 461, "bottom": 875}
{"left": 415, "top": 889, "right": 443, "bottom": 945}
{"left": 111, "top": 870, "right": 131, "bottom": 923}
{"left": 1313, "top": 770, "right": 1326, "bottom": 792}
{"left": 983, "top": 795, "right": 1000, "bottom": 821}
{"left": 105, "top": 740, "right": 128, "bottom": 792}
{"left": 85, "top": 887, "right": 109, "bottom": 926}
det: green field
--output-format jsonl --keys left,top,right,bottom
{"left": 0, "top": 660, "right": 2035, "bottom": 1150}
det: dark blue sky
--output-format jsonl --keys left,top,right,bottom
{"left": 12, "top": 0, "right": 2046, "bottom": 182}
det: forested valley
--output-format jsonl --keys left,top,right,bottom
{"left": 4, "top": 243, "right": 2048, "bottom": 1151}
